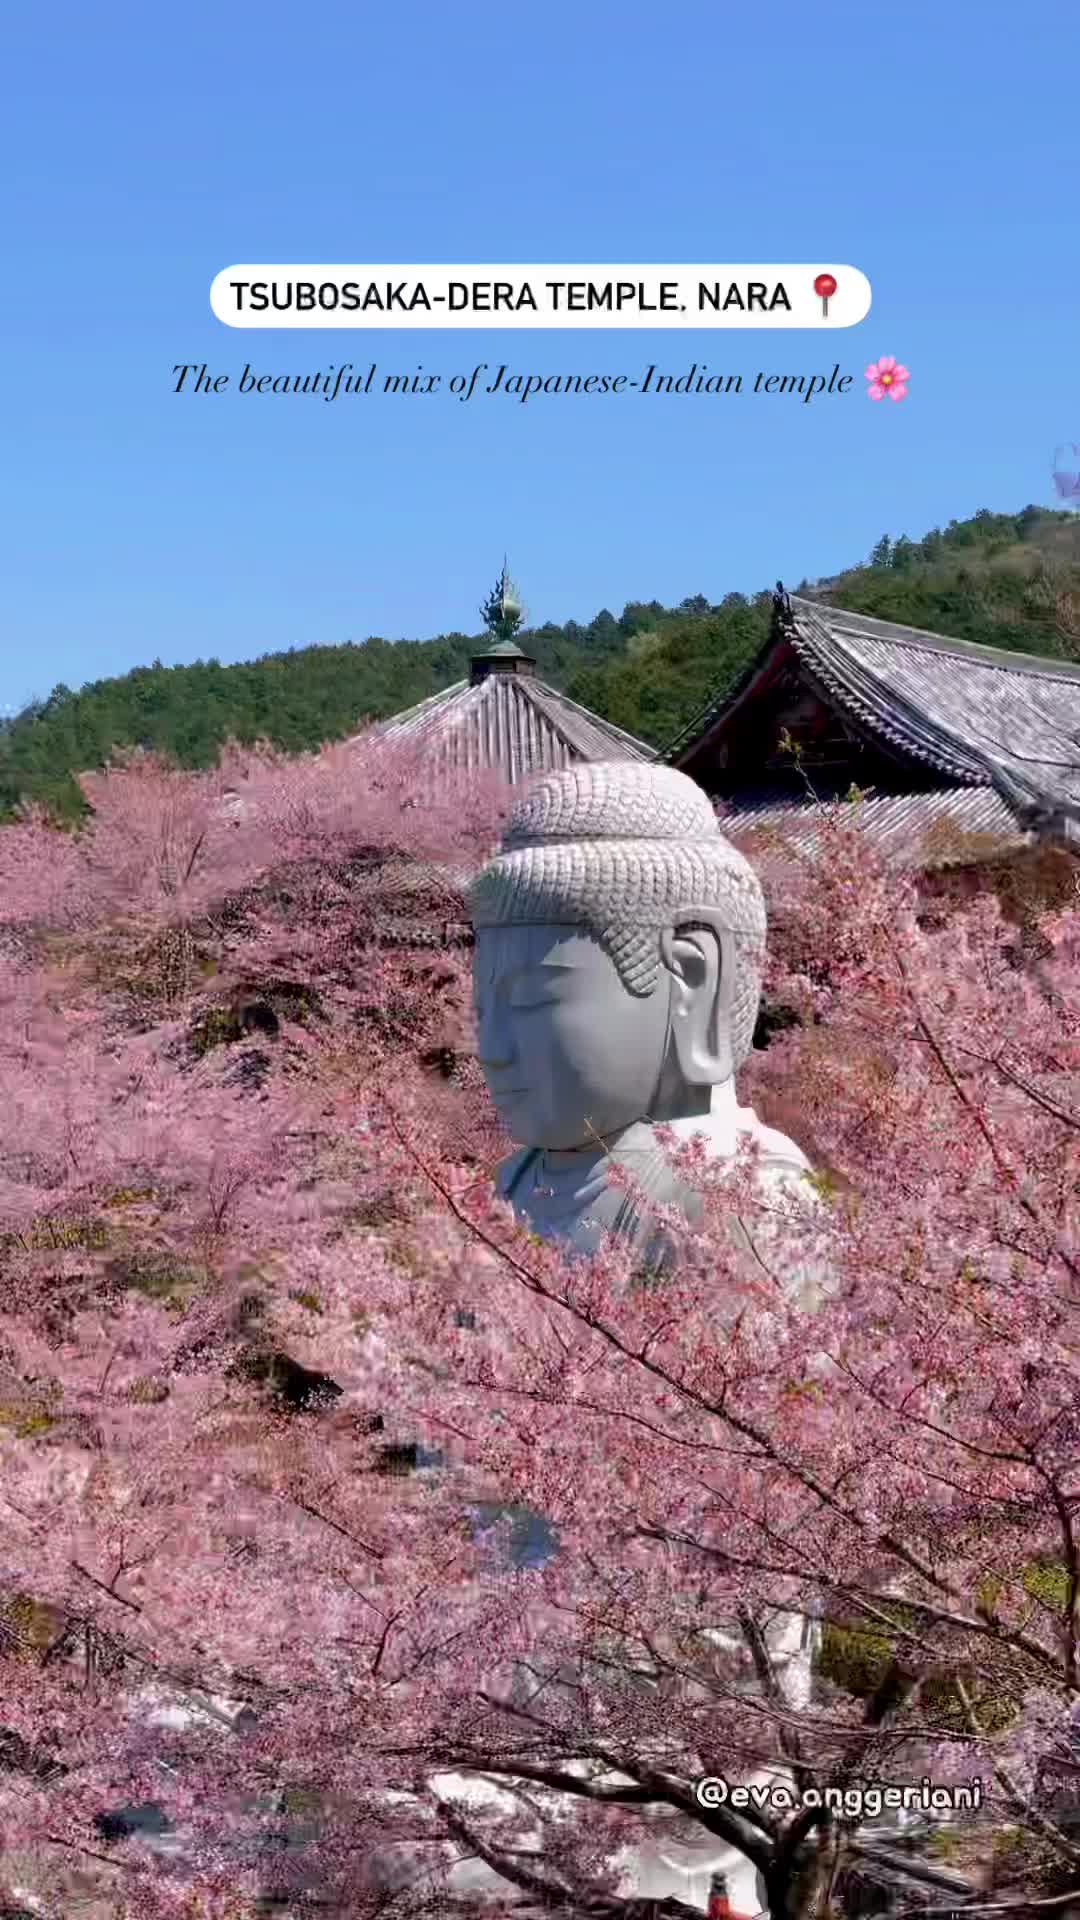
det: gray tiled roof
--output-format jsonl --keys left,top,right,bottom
{"left": 724, "top": 785, "right": 1032, "bottom": 874}
{"left": 669, "top": 596, "right": 1080, "bottom": 846}
{"left": 787, "top": 597, "right": 1080, "bottom": 807}
{"left": 368, "top": 672, "right": 653, "bottom": 782}
{"left": 345, "top": 793, "right": 1035, "bottom": 949}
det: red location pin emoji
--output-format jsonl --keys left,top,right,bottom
{"left": 814, "top": 272, "right": 837, "bottom": 318}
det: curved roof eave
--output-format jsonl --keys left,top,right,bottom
{"left": 788, "top": 601, "right": 987, "bottom": 784}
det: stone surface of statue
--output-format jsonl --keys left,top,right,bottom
{"left": 466, "top": 762, "right": 818, "bottom": 1911}
{"left": 469, "top": 760, "right": 813, "bottom": 1282}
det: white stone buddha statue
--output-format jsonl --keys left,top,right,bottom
{"left": 468, "top": 761, "right": 813, "bottom": 1282}
{"left": 465, "top": 765, "right": 820, "bottom": 1908}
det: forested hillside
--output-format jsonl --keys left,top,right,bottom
{"left": 567, "top": 503, "right": 1080, "bottom": 746}
{"left": 4, "top": 504, "right": 1079, "bottom": 821}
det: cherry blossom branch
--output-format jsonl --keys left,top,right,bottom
{"left": 953, "top": 1676, "right": 1080, "bottom": 1871}
{"left": 381, "top": 1097, "right": 1010, "bottom": 1630}
{"left": 892, "top": 1895, "right": 1080, "bottom": 1918}
{"left": 432, "top": 1793, "right": 703, "bottom": 1917}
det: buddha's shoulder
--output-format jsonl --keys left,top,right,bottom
{"left": 734, "top": 1106, "right": 813, "bottom": 1177}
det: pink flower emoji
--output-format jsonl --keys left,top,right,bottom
{"left": 865, "top": 356, "right": 909, "bottom": 401}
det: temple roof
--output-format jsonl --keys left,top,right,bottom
{"left": 354, "top": 558, "right": 650, "bottom": 783}
{"left": 474, "top": 639, "right": 532, "bottom": 660}
{"left": 368, "top": 666, "right": 653, "bottom": 783}
{"left": 725, "top": 784, "right": 1033, "bottom": 877}
{"left": 314, "top": 783, "right": 1045, "bottom": 953}
{"left": 669, "top": 593, "right": 1080, "bottom": 842}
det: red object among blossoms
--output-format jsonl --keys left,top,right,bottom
{"left": 708, "top": 1871, "right": 755, "bottom": 1920}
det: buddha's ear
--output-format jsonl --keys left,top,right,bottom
{"left": 658, "top": 910, "right": 736, "bottom": 1084}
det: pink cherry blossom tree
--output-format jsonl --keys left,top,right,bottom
{"left": 0, "top": 748, "right": 1077, "bottom": 1920}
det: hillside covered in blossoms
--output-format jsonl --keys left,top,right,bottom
{"left": 0, "top": 732, "right": 1078, "bottom": 1916}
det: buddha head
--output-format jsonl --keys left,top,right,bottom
{"left": 468, "top": 762, "right": 767, "bottom": 1151}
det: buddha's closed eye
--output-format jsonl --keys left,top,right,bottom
{"left": 473, "top": 993, "right": 558, "bottom": 1016}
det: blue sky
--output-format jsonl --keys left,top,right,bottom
{"left": 3, "top": 0, "right": 1074, "bottom": 714}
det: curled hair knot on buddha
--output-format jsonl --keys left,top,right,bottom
{"left": 468, "top": 761, "right": 767, "bottom": 1073}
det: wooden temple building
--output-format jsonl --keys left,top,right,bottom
{"left": 355, "top": 571, "right": 1080, "bottom": 946}
{"left": 351, "top": 561, "right": 653, "bottom": 948}
{"left": 367, "top": 568, "right": 1080, "bottom": 864}
{"left": 369, "top": 561, "right": 652, "bottom": 783}
{"left": 666, "top": 587, "right": 1080, "bottom": 873}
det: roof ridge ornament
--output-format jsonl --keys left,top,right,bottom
{"left": 773, "top": 579, "right": 794, "bottom": 624}
{"left": 480, "top": 556, "right": 526, "bottom": 643}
